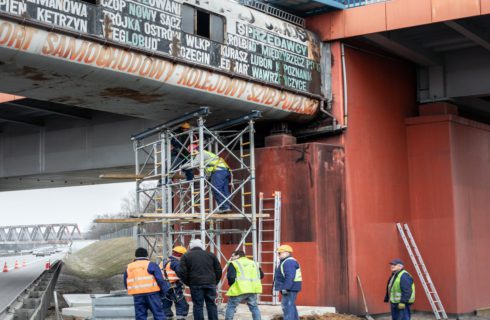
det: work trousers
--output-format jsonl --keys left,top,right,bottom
{"left": 211, "top": 169, "right": 230, "bottom": 210}
{"left": 225, "top": 293, "right": 261, "bottom": 320}
{"left": 281, "top": 291, "right": 299, "bottom": 320}
{"left": 190, "top": 285, "right": 218, "bottom": 320}
{"left": 162, "top": 285, "right": 189, "bottom": 319}
{"left": 133, "top": 292, "right": 165, "bottom": 320}
{"left": 391, "top": 303, "right": 411, "bottom": 320}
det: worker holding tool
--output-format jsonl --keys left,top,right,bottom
{"left": 186, "top": 144, "right": 231, "bottom": 213}
{"left": 384, "top": 258, "right": 415, "bottom": 320}
{"left": 274, "top": 245, "right": 302, "bottom": 320}
{"left": 160, "top": 246, "right": 189, "bottom": 320}
{"left": 124, "top": 248, "right": 169, "bottom": 320}
{"left": 225, "top": 250, "right": 264, "bottom": 320}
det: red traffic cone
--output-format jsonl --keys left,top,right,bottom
{"left": 22, "top": 260, "right": 26, "bottom": 268}
{"left": 14, "top": 261, "right": 19, "bottom": 269}
{"left": 2, "top": 262, "right": 8, "bottom": 272}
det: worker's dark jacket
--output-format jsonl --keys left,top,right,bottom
{"left": 170, "top": 131, "right": 190, "bottom": 157}
{"left": 227, "top": 262, "right": 264, "bottom": 286}
{"left": 176, "top": 247, "right": 222, "bottom": 286}
{"left": 274, "top": 256, "right": 302, "bottom": 292}
{"left": 384, "top": 269, "right": 414, "bottom": 304}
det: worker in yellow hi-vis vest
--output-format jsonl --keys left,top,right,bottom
{"left": 225, "top": 250, "right": 264, "bottom": 320}
{"left": 384, "top": 258, "right": 415, "bottom": 320}
{"left": 274, "top": 245, "right": 302, "bottom": 320}
{"left": 124, "top": 248, "right": 169, "bottom": 320}
{"left": 186, "top": 144, "right": 231, "bottom": 213}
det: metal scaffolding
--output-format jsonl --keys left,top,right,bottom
{"left": 130, "top": 107, "right": 267, "bottom": 297}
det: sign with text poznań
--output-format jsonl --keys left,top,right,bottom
{"left": 0, "top": 0, "right": 321, "bottom": 96}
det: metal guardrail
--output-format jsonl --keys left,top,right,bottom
{"left": 92, "top": 294, "right": 135, "bottom": 319}
{"left": 0, "top": 260, "right": 62, "bottom": 320}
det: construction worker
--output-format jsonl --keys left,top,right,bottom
{"left": 176, "top": 239, "right": 222, "bottom": 320}
{"left": 384, "top": 258, "right": 415, "bottom": 320}
{"left": 186, "top": 144, "right": 231, "bottom": 213}
{"left": 225, "top": 250, "right": 264, "bottom": 320}
{"left": 160, "top": 246, "right": 189, "bottom": 320}
{"left": 171, "top": 122, "right": 194, "bottom": 181}
{"left": 274, "top": 244, "right": 302, "bottom": 320}
{"left": 124, "top": 248, "right": 169, "bottom": 320}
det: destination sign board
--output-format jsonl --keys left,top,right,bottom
{"left": 0, "top": 0, "right": 321, "bottom": 95}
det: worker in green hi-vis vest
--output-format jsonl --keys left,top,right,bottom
{"left": 384, "top": 259, "right": 415, "bottom": 320}
{"left": 225, "top": 250, "right": 264, "bottom": 320}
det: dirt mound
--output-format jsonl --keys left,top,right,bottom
{"left": 56, "top": 273, "right": 125, "bottom": 294}
{"left": 63, "top": 237, "right": 136, "bottom": 279}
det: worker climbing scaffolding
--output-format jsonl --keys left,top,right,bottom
{"left": 185, "top": 143, "right": 231, "bottom": 213}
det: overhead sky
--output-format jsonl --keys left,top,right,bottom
{"left": 0, "top": 182, "right": 134, "bottom": 232}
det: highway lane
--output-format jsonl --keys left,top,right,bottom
{"left": 0, "top": 253, "right": 64, "bottom": 312}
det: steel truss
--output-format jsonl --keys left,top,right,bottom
{"left": 0, "top": 224, "right": 82, "bottom": 244}
{"left": 131, "top": 108, "right": 263, "bottom": 298}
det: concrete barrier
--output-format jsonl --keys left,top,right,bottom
{"left": 0, "top": 261, "right": 62, "bottom": 320}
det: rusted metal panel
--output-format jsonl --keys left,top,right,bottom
{"left": 255, "top": 143, "right": 348, "bottom": 310}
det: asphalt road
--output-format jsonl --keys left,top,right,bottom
{"left": 0, "top": 253, "right": 63, "bottom": 312}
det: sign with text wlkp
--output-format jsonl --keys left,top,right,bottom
{"left": 0, "top": 0, "right": 322, "bottom": 95}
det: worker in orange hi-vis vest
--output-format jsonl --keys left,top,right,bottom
{"left": 160, "top": 246, "right": 189, "bottom": 319}
{"left": 124, "top": 248, "right": 169, "bottom": 320}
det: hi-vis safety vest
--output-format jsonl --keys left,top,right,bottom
{"left": 280, "top": 257, "right": 303, "bottom": 282}
{"left": 159, "top": 260, "right": 180, "bottom": 283}
{"left": 389, "top": 270, "right": 415, "bottom": 304}
{"left": 203, "top": 151, "right": 229, "bottom": 175}
{"left": 226, "top": 257, "right": 263, "bottom": 296}
{"left": 126, "top": 260, "right": 160, "bottom": 295}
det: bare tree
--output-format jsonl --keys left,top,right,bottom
{"left": 86, "top": 189, "right": 157, "bottom": 239}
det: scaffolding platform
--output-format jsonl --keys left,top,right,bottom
{"left": 141, "top": 213, "right": 270, "bottom": 220}
{"left": 96, "top": 107, "right": 282, "bottom": 305}
{"left": 95, "top": 214, "right": 270, "bottom": 223}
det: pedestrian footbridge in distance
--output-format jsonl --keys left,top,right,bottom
{"left": 0, "top": 0, "right": 327, "bottom": 191}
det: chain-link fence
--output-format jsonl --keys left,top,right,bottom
{"left": 100, "top": 227, "right": 136, "bottom": 240}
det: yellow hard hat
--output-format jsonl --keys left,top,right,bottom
{"left": 277, "top": 245, "right": 293, "bottom": 253}
{"left": 173, "top": 246, "right": 187, "bottom": 254}
{"left": 181, "top": 122, "right": 191, "bottom": 129}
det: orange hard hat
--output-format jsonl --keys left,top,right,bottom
{"left": 277, "top": 245, "right": 293, "bottom": 253}
{"left": 173, "top": 246, "right": 187, "bottom": 254}
{"left": 181, "top": 122, "right": 191, "bottom": 129}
